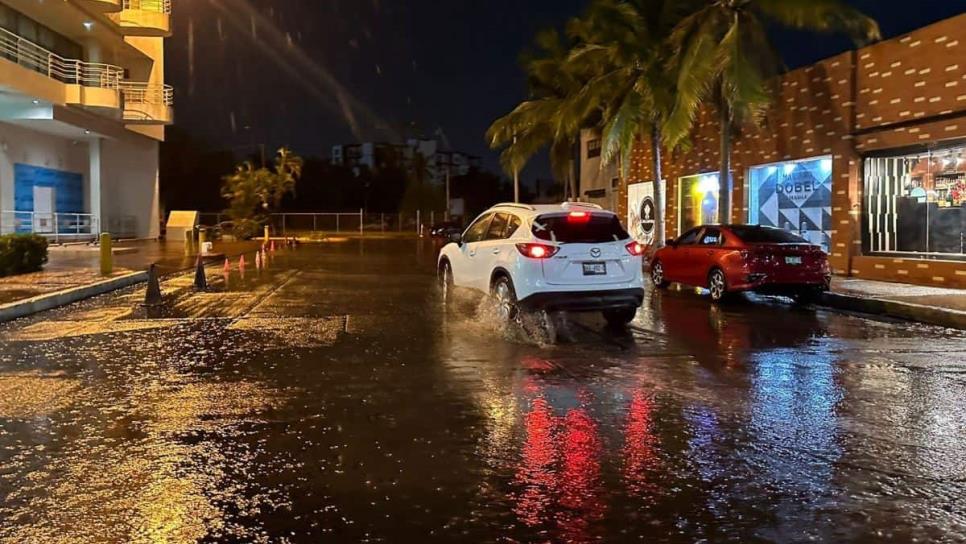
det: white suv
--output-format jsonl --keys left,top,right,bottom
{"left": 437, "top": 202, "right": 645, "bottom": 327}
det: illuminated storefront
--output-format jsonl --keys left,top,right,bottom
{"left": 677, "top": 173, "right": 722, "bottom": 232}
{"left": 865, "top": 144, "right": 965, "bottom": 257}
{"left": 748, "top": 157, "right": 833, "bottom": 251}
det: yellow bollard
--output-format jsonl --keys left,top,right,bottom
{"left": 264, "top": 225, "right": 270, "bottom": 244}
{"left": 184, "top": 230, "right": 194, "bottom": 256}
{"left": 198, "top": 228, "right": 207, "bottom": 255}
{"left": 99, "top": 232, "right": 113, "bottom": 276}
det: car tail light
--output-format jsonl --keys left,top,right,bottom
{"left": 516, "top": 243, "right": 559, "bottom": 259}
{"left": 625, "top": 241, "right": 644, "bottom": 256}
{"left": 567, "top": 211, "right": 592, "bottom": 223}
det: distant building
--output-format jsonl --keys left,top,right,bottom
{"left": 0, "top": 1, "right": 173, "bottom": 239}
{"left": 577, "top": 129, "right": 620, "bottom": 211}
{"left": 331, "top": 139, "right": 480, "bottom": 184}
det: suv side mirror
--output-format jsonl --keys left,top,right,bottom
{"left": 447, "top": 231, "right": 463, "bottom": 245}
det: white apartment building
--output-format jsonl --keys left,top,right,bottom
{"left": 578, "top": 129, "right": 619, "bottom": 212}
{"left": 331, "top": 139, "right": 481, "bottom": 185}
{"left": 0, "top": 0, "right": 172, "bottom": 240}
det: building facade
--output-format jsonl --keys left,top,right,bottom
{"left": 612, "top": 13, "right": 966, "bottom": 288}
{"left": 0, "top": 0, "right": 173, "bottom": 240}
{"left": 331, "top": 139, "right": 481, "bottom": 185}
{"left": 578, "top": 128, "right": 620, "bottom": 211}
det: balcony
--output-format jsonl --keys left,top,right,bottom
{"left": 120, "top": 81, "right": 173, "bottom": 124}
{"left": 0, "top": 26, "right": 122, "bottom": 110}
{"left": 79, "top": 0, "right": 123, "bottom": 12}
{"left": 109, "top": 0, "right": 172, "bottom": 37}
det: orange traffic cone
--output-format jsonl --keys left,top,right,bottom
{"left": 223, "top": 258, "right": 230, "bottom": 274}
{"left": 255, "top": 250, "right": 262, "bottom": 270}
{"left": 239, "top": 254, "right": 246, "bottom": 271}
{"left": 270, "top": 240, "right": 276, "bottom": 253}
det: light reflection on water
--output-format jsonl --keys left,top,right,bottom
{"left": 0, "top": 241, "right": 963, "bottom": 541}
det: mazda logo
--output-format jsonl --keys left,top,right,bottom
{"left": 590, "top": 248, "right": 602, "bottom": 258}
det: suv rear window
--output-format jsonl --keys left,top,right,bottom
{"left": 730, "top": 225, "right": 808, "bottom": 244}
{"left": 532, "top": 214, "right": 630, "bottom": 243}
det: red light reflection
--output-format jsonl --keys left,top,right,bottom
{"left": 623, "top": 391, "right": 660, "bottom": 497}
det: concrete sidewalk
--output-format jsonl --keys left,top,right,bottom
{"left": 0, "top": 239, "right": 262, "bottom": 322}
{"left": 822, "top": 277, "right": 966, "bottom": 330}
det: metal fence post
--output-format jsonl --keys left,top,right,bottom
{"left": 282, "top": 214, "right": 287, "bottom": 236}
{"left": 359, "top": 209, "right": 364, "bottom": 235}
{"left": 336, "top": 214, "right": 340, "bottom": 233}
{"left": 416, "top": 210, "right": 421, "bottom": 235}
{"left": 53, "top": 214, "right": 59, "bottom": 245}
{"left": 313, "top": 214, "right": 317, "bottom": 232}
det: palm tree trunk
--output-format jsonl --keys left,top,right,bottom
{"left": 650, "top": 122, "right": 666, "bottom": 247}
{"left": 569, "top": 158, "right": 578, "bottom": 202}
{"left": 718, "top": 100, "right": 732, "bottom": 225}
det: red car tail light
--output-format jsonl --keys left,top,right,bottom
{"left": 625, "top": 241, "right": 644, "bottom": 256}
{"left": 516, "top": 243, "right": 559, "bottom": 259}
{"left": 567, "top": 211, "right": 592, "bottom": 223}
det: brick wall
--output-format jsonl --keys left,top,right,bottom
{"left": 620, "top": 14, "right": 966, "bottom": 288}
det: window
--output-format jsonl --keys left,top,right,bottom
{"left": 678, "top": 228, "right": 703, "bottom": 245}
{"left": 865, "top": 144, "right": 965, "bottom": 256}
{"left": 729, "top": 225, "right": 808, "bottom": 244}
{"left": 700, "top": 228, "right": 722, "bottom": 246}
{"left": 463, "top": 213, "right": 493, "bottom": 243}
{"left": 587, "top": 139, "right": 602, "bottom": 159}
{"left": 748, "top": 157, "right": 832, "bottom": 251}
{"left": 486, "top": 213, "right": 509, "bottom": 240}
{"left": 678, "top": 173, "right": 728, "bottom": 232}
{"left": 532, "top": 214, "right": 629, "bottom": 243}
{"left": 505, "top": 215, "right": 522, "bottom": 238}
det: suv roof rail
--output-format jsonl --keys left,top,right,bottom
{"left": 493, "top": 202, "right": 537, "bottom": 211}
{"left": 561, "top": 201, "right": 604, "bottom": 210}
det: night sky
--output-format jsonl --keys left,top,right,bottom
{"left": 167, "top": 0, "right": 966, "bottom": 182}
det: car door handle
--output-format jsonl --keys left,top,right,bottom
{"left": 492, "top": 249, "right": 501, "bottom": 255}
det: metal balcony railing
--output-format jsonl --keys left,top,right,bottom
{"left": 119, "top": 81, "right": 174, "bottom": 121}
{"left": 120, "top": 82, "right": 174, "bottom": 106}
{"left": 0, "top": 26, "right": 123, "bottom": 89}
{"left": 122, "top": 0, "right": 172, "bottom": 14}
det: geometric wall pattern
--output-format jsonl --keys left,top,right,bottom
{"left": 749, "top": 158, "right": 833, "bottom": 251}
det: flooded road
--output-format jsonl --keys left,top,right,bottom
{"left": 1, "top": 239, "right": 964, "bottom": 543}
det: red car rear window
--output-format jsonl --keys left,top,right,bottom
{"left": 730, "top": 225, "right": 809, "bottom": 244}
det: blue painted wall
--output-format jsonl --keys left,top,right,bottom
{"left": 14, "top": 164, "right": 84, "bottom": 214}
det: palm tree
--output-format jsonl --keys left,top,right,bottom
{"left": 566, "top": 0, "right": 698, "bottom": 248}
{"left": 486, "top": 29, "right": 593, "bottom": 202}
{"left": 270, "top": 146, "right": 304, "bottom": 209}
{"left": 666, "top": 0, "right": 880, "bottom": 224}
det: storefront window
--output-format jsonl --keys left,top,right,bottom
{"left": 678, "top": 173, "right": 723, "bottom": 232}
{"left": 748, "top": 157, "right": 833, "bottom": 251}
{"left": 865, "top": 144, "right": 966, "bottom": 256}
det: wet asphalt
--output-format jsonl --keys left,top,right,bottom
{"left": 0, "top": 238, "right": 964, "bottom": 543}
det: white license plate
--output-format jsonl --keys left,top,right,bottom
{"left": 582, "top": 262, "right": 607, "bottom": 276}
{"left": 785, "top": 256, "right": 803, "bottom": 265}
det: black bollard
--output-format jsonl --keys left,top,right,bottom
{"left": 194, "top": 255, "right": 208, "bottom": 291}
{"left": 145, "top": 264, "right": 163, "bottom": 306}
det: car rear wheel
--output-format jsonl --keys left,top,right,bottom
{"left": 491, "top": 276, "right": 518, "bottom": 324}
{"left": 708, "top": 268, "right": 729, "bottom": 303}
{"left": 603, "top": 307, "right": 637, "bottom": 328}
{"left": 651, "top": 261, "right": 669, "bottom": 289}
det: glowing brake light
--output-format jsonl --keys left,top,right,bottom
{"left": 625, "top": 241, "right": 644, "bottom": 256}
{"left": 567, "top": 211, "right": 591, "bottom": 223}
{"left": 516, "top": 243, "right": 559, "bottom": 259}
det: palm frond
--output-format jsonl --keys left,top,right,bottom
{"left": 755, "top": 0, "right": 881, "bottom": 44}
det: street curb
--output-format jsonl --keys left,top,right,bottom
{"left": 820, "top": 292, "right": 966, "bottom": 330}
{"left": 0, "top": 271, "right": 149, "bottom": 324}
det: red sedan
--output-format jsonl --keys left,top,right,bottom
{"left": 650, "top": 225, "right": 831, "bottom": 303}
